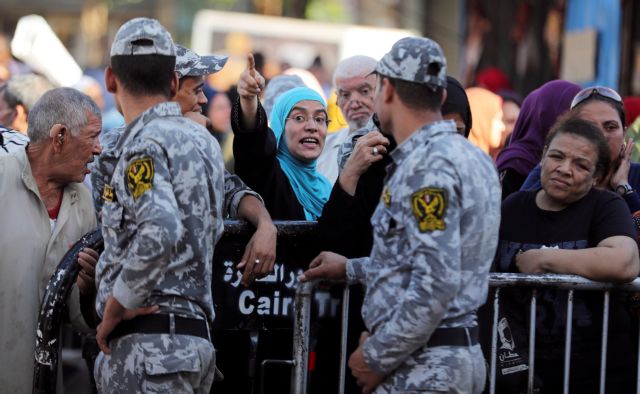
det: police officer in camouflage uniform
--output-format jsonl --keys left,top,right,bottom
{"left": 301, "top": 37, "right": 501, "bottom": 393}
{"left": 92, "top": 42, "right": 276, "bottom": 283}
{"left": 94, "top": 18, "right": 228, "bottom": 393}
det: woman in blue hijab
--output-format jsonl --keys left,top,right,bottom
{"left": 232, "top": 55, "right": 331, "bottom": 220}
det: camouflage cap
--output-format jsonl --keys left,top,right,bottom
{"left": 175, "top": 45, "right": 228, "bottom": 78}
{"left": 375, "top": 37, "right": 447, "bottom": 90}
{"left": 110, "top": 17, "right": 175, "bottom": 57}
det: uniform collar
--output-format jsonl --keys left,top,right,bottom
{"left": 389, "top": 119, "right": 457, "bottom": 166}
{"left": 115, "top": 102, "right": 182, "bottom": 152}
{"left": 137, "top": 101, "right": 182, "bottom": 124}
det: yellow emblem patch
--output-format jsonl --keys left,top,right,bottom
{"left": 102, "top": 184, "right": 114, "bottom": 202}
{"left": 411, "top": 187, "right": 447, "bottom": 232}
{"left": 382, "top": 187, "right": 392, "bottom": 207}
{"left": 127, "top": 157, "right": 154, "bottom": 201}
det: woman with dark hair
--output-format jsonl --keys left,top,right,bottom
{"left": 495, "top": 114, "right": 639, "bottom": 392}
{"left": 522, "top": 86, "right": 640, "bottom": 215}
{"left": 442, "top": 75, "right": 472, "bottom": 137}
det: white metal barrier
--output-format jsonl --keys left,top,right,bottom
{"left": 291, "top": 274, "right": 640, "bottom": 394}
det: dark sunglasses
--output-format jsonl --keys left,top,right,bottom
{"left": 570, "top": 86, "right": 622, "bottom": 109}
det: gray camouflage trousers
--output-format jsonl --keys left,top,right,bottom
{"left": 374, "top": 344, "right": 486, "bottom": 394}
{"left": 94, "top": 333, "right": 215, "bottom": 393}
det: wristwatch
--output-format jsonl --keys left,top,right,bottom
{"left": 615, "top": 183, "right": 634, "bottom": 196}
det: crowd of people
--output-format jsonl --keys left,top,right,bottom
{"left": 0, "top": 15, "right": 639, "bottom": 394}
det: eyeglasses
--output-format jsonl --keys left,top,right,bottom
{"left": 570, "top": 86, "right": 622, "bottom": 109}
{"left": 285, "top": 114, "right": 330, "bottom": 128}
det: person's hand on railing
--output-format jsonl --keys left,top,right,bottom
{"left": 299, "top": 251, "right": 347, "bottom": 282}
{"left": 348, "top": 331, "right": 385, "bottom": 394}
{"left": 514, "top": 249, "right": 548, "bottom": 274}
{"left": 237, "top": 221, "right": 277, "bottom": 286}
{"left": 76, "top": 247, "right": 100, "bottom": 295}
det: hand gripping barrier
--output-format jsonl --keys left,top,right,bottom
{"left": 33, "top": 228, "right": 104, "bottom": 394}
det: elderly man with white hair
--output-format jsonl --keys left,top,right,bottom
{"left": 316, "top": 55, "right": 378, "bottom": 184}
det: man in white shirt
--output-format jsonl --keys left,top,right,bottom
{"left": 316, "top": 56, "right": 377, "bottom": 184}
{"left": 0, "top": 87, "right": 101, "bottom": 393}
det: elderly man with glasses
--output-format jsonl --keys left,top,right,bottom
{"left": 315, "top": 56, "right": 379, "bottom": 184}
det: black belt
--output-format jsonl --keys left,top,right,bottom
{"left": 108, "top": 314, "right": 210, "bottom": 343}
{"left": 427, "top": 326, "right": 479, "bottom": 347}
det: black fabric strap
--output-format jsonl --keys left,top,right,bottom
{"left": 427, "top": 326, "right": 479, "bottom": 347}
{"left": 108, "top": 314, "right": 210, "bottom": 343}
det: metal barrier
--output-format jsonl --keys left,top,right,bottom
{"left": 34, "top": 222, "right": 640, "bottom": 394}
{"left": 291, "top": 273, "right": 640, "bottom": 394}
{"left": 488, "top": 273, "right": 640, "bottom": 394}
{"left": 33, "top": 228, "right": 104, "bottom": 394}
{"left": 291, "top": 281, "right": 351, "bottom": 394}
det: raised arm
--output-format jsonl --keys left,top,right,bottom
{"left": 237, "top": 53, "right": 265, "bottom": 130}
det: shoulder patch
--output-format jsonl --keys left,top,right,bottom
{"left": 127, "top": 157, "right": 154, "bottom": 201}
{"left": 410, "top": 187, "right": 447, "bottom": 232}
{"left": 382, "top": 187, "right": 392, "bottom": 207}
{"left": 102, "top": 184, "right": 114, "bottom": 202}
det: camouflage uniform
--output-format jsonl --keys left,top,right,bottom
{"left": 92, "top": 125, "right": 259, "bottom": 221}
{"left": 92, "top": 125, "right": 124, "bottom": 216}
{"left": 94, "top": 18, "right": 224, "bottom": 393}
{"left": 92, "top": 44, "right": 255, "bottom": 220}
{"left": 174, "top": 44, "right": 227, "bottom": 78}
{"left": 345, "top": 37, "right": 501, "bottom": 393}
{"left": 0, "top": 125, "right": 29, "bottom": 155}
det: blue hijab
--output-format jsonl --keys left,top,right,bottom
{"left": 270, "top": 87, "right": 331, "bottom": 220}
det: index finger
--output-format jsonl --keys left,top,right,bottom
{"left": 241, "top": 258, "right": 257, "bottom": 286}
{"left": 298, "top": 267, "right": 316, "bottom": 282}
{"left": 247, "top": 53, "right": 256, "bottom": 77}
